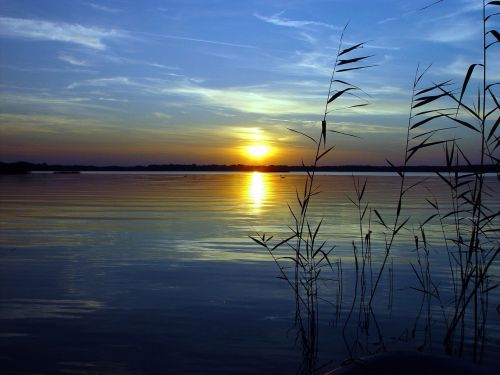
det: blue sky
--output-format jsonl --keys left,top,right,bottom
{"left": 0, "top": 0, "right": 497, "bottom": 165}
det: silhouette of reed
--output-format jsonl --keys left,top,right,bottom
{"left": 404, "top": 1, "right": 499, "bottom": 361}
{"left": 251, "top": 24, "right": 374, "bottom": 373}
{"left": 251, "top": 0, "right": 498, "bottom": 372}
{"left": 347, "top": 0, "right": 500, "bottom": 360}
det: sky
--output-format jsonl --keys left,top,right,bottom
{"left": 0, "top": 0, "right": 497, "bottom": 166}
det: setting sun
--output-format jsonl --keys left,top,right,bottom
{"left": 246, "top": 145, "right": 269, "bottom": 158}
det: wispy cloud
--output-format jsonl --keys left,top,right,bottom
{"left": 418, "top": 0, "right": 483, "bottom": 43}
{"left": 101, "top": 54, "right": 180, "bottom": 70}
{"left": 0, "top": 113, "right": 119, "bottom": 135}
{"left": 163, "top": 81, "right": 402, "bottom": 117}
{"left": 165, "top": 82, "right": 323, "bottom": 115}
{"left": 67, "top": 76, "right": 137, "bottom": 89}
{"left": 255, "top": 11, "right": 340, "bottom": 30}
{"left": 97, "top": 97, "right": 129, "bottom": 103}
{"left": 283, "top": 50, "right": 336, "bottom": 77}
{"left": 426, "top": 0, "right": 482, "bottom": 21}
{"left": 333, "top": 121, "right": 407, "bottom": 135}
{"left": 87, "top": 2, "right": 123, "bottom": 13}
{"left": 0, "top": 92, "right": 118, "bottom": 114}
{"left": 66, "top": 75, "right": 190, "bottom": 97}
{"left": 131, "top": 30, "right": 257, "bottom": 49}
{"left": 378, "top": 17, "right": 400, "bottom": 25}
{"left": 0, "top": 17, "right": 124, "bottom": 49}
{"left": 377, "top": 0, "right": 447, "bottom": 25}
{"left": 154, "top": 112, "right": 173, "bottom": 120}
{"left": 67, "top": 75, "right": 200, "bottom": 95}
{"left": 147, "top": 62, "right": 180, "bottom": 70}
{"left": 65, "top": 73, "right": 408, "bottom": 118}
{"left": 0, "top": 63, "right": 94, "bottom": 74}
{"left": 424, "top": 20, "right": 480, "bottom": 43}
{"left": 435, "top": 55, "right": 500, "bottom": 81}
{"left": 58, "top": 53, "right": 88, "bottom": 66}
{"left": 297, "top": 32, "right": 317, "bottom": 45}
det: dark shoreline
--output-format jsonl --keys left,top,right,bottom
{"left": 0, "top": 161, "right": 497, "bottom": 174}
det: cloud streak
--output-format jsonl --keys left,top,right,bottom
{"left": 165, "top": 83, "right": 323, "bottom": 115}
{"left": 58, "top": 53, "right": 89, "bottom": 66}
{"left": 424, "top": 20, "right": 480, "bottom": 43}
{"left": 87, "top": 2, "right": 123, "bottom": 13}
{"left": 131, "top": 30, "right": 257, "bottom": 49}
{"left": 0, "top": 17, "right": 124, "bottom": 49}
{"left": 67, "top": 76, "right": 137, "bottom": 89}
{"left": 255, "top": 12, "right": 340, "bottom": 30}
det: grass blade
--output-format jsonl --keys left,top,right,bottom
{"left": 338, "top": 42, "right": 366, "bottom": 56}
{"left": 458, "top": 64, "right": 482, "bottom": 107}
{"left": 288, "top": 128, "right": 317, "bottom": 144}
{"left": 410, "top": 113, "right": 448, "bottom": 129}
{"left": 421, "top": 213, "right": 438, "bottom": 227}
{"left": 374, "top": 209, "right": 388, "bottom": 228}
{"left": 328, "top": 129, "right": 361, "bottom": 138}
{"left": 412, "top": 93, "right": 448, "bottom": 108}
{"left": 271, "top": 234, "right": 298, "bottom": 251}
{"left": 337, "top": 55, "right": 374, "bottom": 66}
{"left": 443, "top": 114, "right": 480, "bottom": 132}
{"left": 412, "top": 126, "right": 458, "bottom": 140}
{"left": 415, "top": 80, "right": 452, "bottom": 97}
{"left": 327, "top": 88, "right": 356, "bottom": 103}
{"left": 336, "top": 64, "right": 377, "bottom": 73}
{"left": 317, "top": 146, "right": 335, "bottom": 161}
{"left": 413, "top": 107, "right": 456, "bottom": 117}
{"left": 426, "top": 198, "right": 438, "bottom": 210}
{"left": 487, "top": 29, "right": 500, "bottom": 42}
{"left": 394, "top": 217, "right": 410, "bottom": 235}
{"left": 323, "top": 120, "right": 329, "bottom": 146}
{"left": 386, "top": 159, "right": 403, "bottom": 177}
{"left": 487, "top": 116, "right": 499, "bottom": 141}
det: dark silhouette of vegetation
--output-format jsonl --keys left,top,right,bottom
{"left": 251, "top": 23, "right": 375, "bottom": 374}
{"left": 251, "top": 1, "right": 499, "bottom": 373}
{"left": 406, "top": 0, "right": 499, "bottom": 362}
{"left": 2, "top": 161, "right": 497, "bottom": 174}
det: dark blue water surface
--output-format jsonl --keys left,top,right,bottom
{"left": 0, "top": 173, "right": 498, "bottom": 373}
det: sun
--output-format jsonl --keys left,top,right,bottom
{"left": 246, "top": 145, "right": 269, "bottom": 158}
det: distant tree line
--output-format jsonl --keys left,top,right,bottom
{"left": 1, "top": 161, "right": 497, "bottom": 174}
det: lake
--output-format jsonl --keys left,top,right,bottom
{"left": 0, "top": 172, "right": 498, "bottom": 374}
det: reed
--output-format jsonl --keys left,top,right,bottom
{"left": 251, "top": 0, "right": 498, "bottom": 371}
{"left": 251, "top": 24, "right": 374, "bottom": 373}
{"left": 399, "top": 0, "right": 499, "bottom": 361}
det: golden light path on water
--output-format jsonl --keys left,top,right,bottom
{"left": 248, "top": 172, "right": 266, "bottom": 212}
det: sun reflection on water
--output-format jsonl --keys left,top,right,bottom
{"left": 248, "top": 172, "right": 266, "bottom": 211}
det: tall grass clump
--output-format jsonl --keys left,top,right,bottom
{"left": 250, "top": 24, "right": 374, "bottom": 374}
{"left": 251, "top": 0, "right": 498, "bottom": 371}
{"left": 349, "top": 0, "right": 499, "bottom": 362}
{"left": 401, "top": 0, "right": 499, "bottom": 361}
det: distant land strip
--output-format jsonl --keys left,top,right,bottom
{"left": 1, "top": 161, "right": 498, "bottom": 174}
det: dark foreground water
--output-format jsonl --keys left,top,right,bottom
{"left": 0, "top": 172, "right": 498, "bottom": 374}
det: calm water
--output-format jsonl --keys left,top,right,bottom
{"left": 0, "top": 172, "right": 498, "bottom": 374}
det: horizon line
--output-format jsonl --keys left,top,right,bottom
{"left": 1, "top": 160, "right": 496, "bottom": 173}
